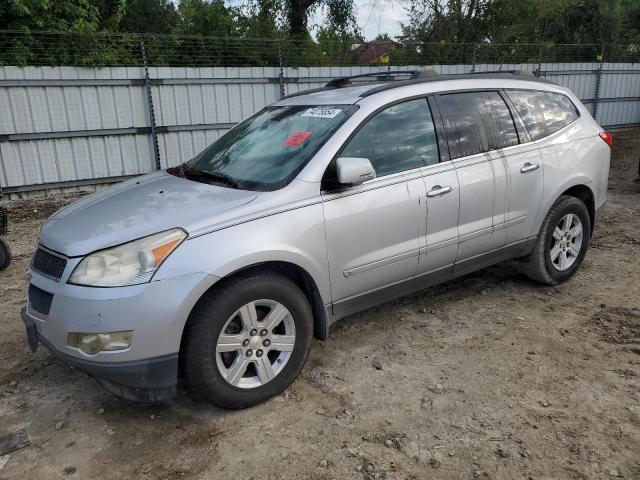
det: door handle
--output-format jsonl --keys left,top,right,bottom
{"left": 520, "top": 162, "right": 540, "bottom": 173}
{"left": 426, "top": 185, "right": 452, "bottom": 197}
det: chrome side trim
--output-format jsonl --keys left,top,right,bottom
{"left": 189, "top": 196, "right": 323, "bottom": 239}
{"left": 321, "top": 171, "right": 411, "bottom": 201}
{"left": 419, "top": 215, "right": 526, "bottom": 255}
{"left": 330, "top": 236, "right": 537, "bottom": 322}
{"left": 343, "top": 215, "right": 527, "bottom": 278}
{"left": 343, "top": 215, "right": 528, "bottom": 277}
{"left": 343, "top": 249, "right": 419, "bottom": 277}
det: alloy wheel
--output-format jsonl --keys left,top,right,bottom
{"left": 215, "top": 299, "right": 296, "bottom": 388}
{"left": 550, "top": 213, "right": 583, "bottom": 271}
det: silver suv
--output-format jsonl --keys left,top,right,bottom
{"left": 21, "top": 71, "right": 611, "bottom": 408}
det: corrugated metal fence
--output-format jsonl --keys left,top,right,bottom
{"left": 1, "top": 62, "right": 639, "bottom": 195}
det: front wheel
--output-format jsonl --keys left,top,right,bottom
{"left": 181, "top": 271, "right": 313, "bottom": 409}
{"left": 524, "top": 195, "right": 591, "bottom": 285}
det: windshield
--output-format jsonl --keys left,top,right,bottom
{"left": 184, "top": 104, "right": 357, "bottom": 191}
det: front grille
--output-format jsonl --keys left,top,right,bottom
{"left": 28, "top": 285, "right": 54, "bottom": 316}
{"left": 32, "top": 247, "right": 67, "bottom": 280}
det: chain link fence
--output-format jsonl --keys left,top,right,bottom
{"left": 0, "top": 30, "right": 639, "bottom": 195}
{"left": 1, "top": 30, "right": 640, "bottom": 68}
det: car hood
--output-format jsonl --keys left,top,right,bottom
{"left": 40, "top": 171, "right": 259, "bottom": 256}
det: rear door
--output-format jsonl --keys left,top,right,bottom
{"left": 503, "top": 89, "right": 580, "bottom": 243}
{"left": 435, "top": 91, "right": 518, "bottom": 266}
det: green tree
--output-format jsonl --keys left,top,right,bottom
{"left": 114, "top": 0, "right": 179, "bottom": 34}
{"left": 399, "top": 0, "right": 490, "bottom": 44}
{"left": 402, "top": 0, "right": 640, "bottom": 46}
{"left": 0, "top": 0, "right": 100, "bottom": 31}
{"left": 236, "top": 0, "right": 284, "bottom": 38}
{"left": 316, "top": 25, "right": 363, "bottom": 62}
{"left": 279, "top": 0, "right": 356, "bottom": 38}
{"left": 174, "top": 0, "right": 240, "bottom": 37}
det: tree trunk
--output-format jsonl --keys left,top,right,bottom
{"left": 287, "top": 0, "right": 316, "bottom": 37}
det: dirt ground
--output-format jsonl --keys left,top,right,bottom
{"left": 0, "top": 131, "right": 639, "bottom": 480}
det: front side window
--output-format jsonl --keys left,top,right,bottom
{"left": 185, "top": 105, "right": 356, "bottom": 190}
{"left": 506, "top": 90, "right": 579, "bottom": 140}
{"left": 437, "top": 91, "right": 518, "bottom": 160}
{"left": 340, "top": 98, "right": 439, "bottom": 177}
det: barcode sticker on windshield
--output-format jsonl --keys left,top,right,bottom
{"left": 301, "top": 107, "right": 342, "bottom": 119}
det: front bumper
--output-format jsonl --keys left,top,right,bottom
{"left": 22, "top": 266, "right": 218, "bottom": 402}
{"left": 22, "top": 307, "right": 178, "bottom": 402}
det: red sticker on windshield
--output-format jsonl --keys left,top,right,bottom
{"left": 283, "top": 130, "right": 312, "bottom": 147}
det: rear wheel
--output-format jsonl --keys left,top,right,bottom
{"left": 524, "top": 195, "right": 591, "bottom": 285}
{"left": 181, "top": 271, "right": 313, "bottom": 409}
{"left": 0, "top": 238, "right": 11, "bottom": 271}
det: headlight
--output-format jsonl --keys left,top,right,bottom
{"left": 69, "top": 228, "right": 187, "bottom": 287}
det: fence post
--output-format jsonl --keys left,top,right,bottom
{"left": 140, "top": 39, "right": 161, "bottom": 171}
{"left": 278, "top": 43, "right": 285, "bottom": 99}
{"left": 470, "top": 43, "right": 478, "bottom": 73}
{"left": 593, "top": 54, "right": 604, "bottom": 123}
{"left": 534, "top": 43, "right": 544, "bottom": 77}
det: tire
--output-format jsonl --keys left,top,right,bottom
{"left": 181, "top": 271, "right": 313, "bottom": 409}
{"left": 524, "top": 195, "right": 591, "bottom": 285}
{"left": 0, "top": 238, "right": 11, "bottom": 271}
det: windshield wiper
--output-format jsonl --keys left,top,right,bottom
{"left": 177, "top": 166, "right": 242, "bottom": 189}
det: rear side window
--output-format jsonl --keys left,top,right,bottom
{"left": 341, "top": 98, "right": 439, "bottom": 176}
{"left": 486, "top": 92, "right": 520, "bottom": 149}
{"left": 506, "top": 90, "right": 579, "bottom": 140}
{"left": 437, "top": 92, "right": 518, "bottom": 160}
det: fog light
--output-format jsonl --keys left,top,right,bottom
{"left": 67, "top": 331, "right": 133, "bottom": 354}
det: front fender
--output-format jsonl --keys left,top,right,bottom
{"left": 155, "top": 203, "right": 331, "bottom": 304}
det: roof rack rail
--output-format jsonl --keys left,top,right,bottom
{"left": 471, "top": 69, "right": 535, "bottom": 76}
{"left": 280, "top": 69, "right": 440, "bottom": 100}
{"left": 324, "top": 69, "right": 438, "bottom": 88}
{"left": 359, "top": 70, "right": 553, "bottom": 97}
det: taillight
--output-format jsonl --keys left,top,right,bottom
{"left": 599, "top": 131, "right": 613, "bottom": 147}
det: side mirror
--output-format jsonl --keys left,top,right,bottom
{"left": 336, "top": 157, "right": 376, "bottom": 186}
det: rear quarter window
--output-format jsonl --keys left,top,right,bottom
{"left": 506, "top": 90, "right": 579, "bottom": 140}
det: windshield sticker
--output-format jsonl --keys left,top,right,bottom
{"left": 283, "top": 130, "right": 312, "bottom": 147}
{"left": 301, "top": 107, "right": 342, "bottom": 119}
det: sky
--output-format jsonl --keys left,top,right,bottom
{"left": 352, "top": 0, "right": 410, "bottom": 40}
{"left": 309, "top": 0, "right": 410, "bottom": 40}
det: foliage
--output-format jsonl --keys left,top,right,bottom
{"left": 400, "top": 0, "right": 640, "bottom": 47}
{"left": 0, "top": 0, "right": 100, "bottom": 31}
{"left": 1, "top": 0, "right": 640, "bottom": 67}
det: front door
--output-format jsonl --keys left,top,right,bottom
{"left": 322, "top": 98, "right": 440, "bottom": 302}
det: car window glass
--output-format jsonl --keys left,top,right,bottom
{"left": 507, "top": 90, "right": 579, "bottom": 140}
{"left": 437, "top": 92, "right": 491, "bottom": 159}
{"left": 438, "top": 92, "right": 519, "bottom": 159}
{"left": 188, "top": 104, "right": 356, "bottom": 191}
{"left": 340, "top": 98, "right": 439, "bottom": 177}
{"left": 486, "top": 92, "right": 519, "bottom": 149}
{"left": 541, "top": 92, "right": 579, "bottom": 134}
